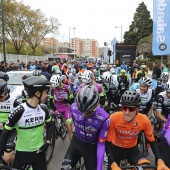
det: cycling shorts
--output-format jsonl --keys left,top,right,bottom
{"left": 57, "top": 105, "right": 72, "bottom": 123}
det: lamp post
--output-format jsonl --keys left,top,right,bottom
{"left": 69, "top": 27, "right": 76, "bottom": 60}
{"left": 115, "top": 25, "right": 122, "bottom": 43}
{"left": 1, "top": 0, "right": 6, "bottom": 63}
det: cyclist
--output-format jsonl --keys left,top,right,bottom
{"left": 76, "top": 70, "right": 102, "bottom": 94}
{"left": 50, "top": 74, "right": 74, "bottom": 141}
{"left": 73, "top": 72, "right": 83, "bottom": 94}
{"left": 0, "top": 79, "right": 16, "bottom": 164}
{"left": 61, "top": 85, "right": 110, "bottom": 170}
{"left": 94, "top": 65, "right": 100, "bottom": 80}
{"left": 155, "top": 72, "right": 169, "bottom": 97}
{"left": 0, "top": 71, "right": 9, "bottom": 82}
{"left": 135, "top": 65, "right": 148, "bottom": 82}
{"left": 136, "top": 77, "right": 155, "bottom": 116}
{"left": 156, "top": 82, "right": 170, "bottom": 123}
{"left": 0, "top": 76, "right": 53, "bottom": 170}
{"left": 105, "top": 91, "right": 169, "bottom": 170}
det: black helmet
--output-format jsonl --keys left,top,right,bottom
{"left": 32, "top": 70, "right": 40, "bottom": 76}
{"left": 0, "top": 79, "right": 7, "bottom": 96}
{"left": 75, "top": 85, "right": 99, "bottom": 114}
{"left": 120, "top": 91, "right": 141, "bottom": 107}
{"left": 0, "top": 72, "right": 9, "bottom": 82}
{"left": 23, "top": 76, "right": 50, "bottom": 95}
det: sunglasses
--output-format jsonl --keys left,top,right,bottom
{"left": 121, "top": 105, "right": 137, "bottom": 112}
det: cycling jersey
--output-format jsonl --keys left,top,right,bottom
{"left": 94, "top": 69, "right": 100, "bottom": 78}
{"left": 157, "top": 91, "right": 170, "bottom": 119}
{"left": 76, "top": 83, "right": 102, "bottom": 94}
{"left": 0, "top": 95, "right": 16, "bottom": 124}
{"left": 4, "top": 102, "right": 51, "bottom": 152}
{"left": 106, "top": 112, "right": 155, "bottom": 148}
{"left": 71, "top": 103, "right": 110, "bottom": 143}
{"left": 136, "top": 89, "right": 155, "bottom": 115}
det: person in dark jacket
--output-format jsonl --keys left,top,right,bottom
{"left": 40, "top": 65, "right": 51, "bottom": 82}
{"left": 0, "top": 61, "right": 6, "bottom": 72}
{"left": 152, "top": 62, "right": 161, "bottom": 80}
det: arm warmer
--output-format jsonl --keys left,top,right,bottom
{"left": 0, "top": 129, "right": 11, "bottom": 157}
{"left": 105, "top": 141, "right": 115, "bottom": 164}
{"left": 45, "top": 121, "right": 54, "bottom": 141}
{"left": 150, "top": 140, "right": 161, "bottom": 161}
{"left": 49, "top": 98, "right": 57, "bottom": 112}
{"left": 97, "top": 141, "right": 105, "bottom": 170}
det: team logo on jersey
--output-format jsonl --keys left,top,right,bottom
{"left": 87, "top": 126, "right": 97, "bottom": 132}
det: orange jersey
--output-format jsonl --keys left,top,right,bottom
{"left": 106, "top": 112, "right": 155, "bottom": 148}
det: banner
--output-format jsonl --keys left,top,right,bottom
{"left": 152, "top": 0, "right": 170, "bottom": 55}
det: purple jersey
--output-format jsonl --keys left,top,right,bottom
{"left": 50, "top": 84, "right": 73, "bottom": 108}
{"left": 76, "top": 83, "right": 102, "bottom": 94}
{"left": 70, "top": 103, "right": 110, "bottom": 143}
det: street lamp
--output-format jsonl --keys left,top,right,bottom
{"left": 1, "top": 0, "right": 6, "bottom": 63}
{"left": 115, "top": 25, "right": 122, "bottom": 43}
{"left": 69, "top": 27, "right": 76, "bottom": 60}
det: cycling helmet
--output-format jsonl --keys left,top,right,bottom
{"left": 23, "top": 76, "right": 50, "bottom": 96}
{"left": 95, "top": 77, "right": 102, "bottom": 84}
{"left": 161, "top": 72, "right": 169, "bottom": 80}
{"left": 102, "top": 71, "right": 111, "bottom": 83}
{"left": 100, "top": 65, "right": 106, "bottom": 71}
{"left": 110, "top": 68, "right": 116, "bottom": 75}
{"left": 120, "top": 91, "right": 141, "bottom": 107}
{"left": 138, "top": 76, "right": 148, "bottom": 83}
{"left": 75, "top": 85, "right": 99, "bottom": 114}
{"left": 77, "top": 72, "right": 83, "bottom": 78}
{"left": 54, "top": 70, "right": 62, "bottom": 75}
{"left": 165, "top": 82, "right": 170, "bottom": 92}
{"left": 32, "top": 70, "right": 40, "bottom": 76}
{"left": 96, "top": 66, "right": 100, "bottom": 71}
{"left": 71, "top": 68, "right": 76, "bottom": 74}
{"left": 0, "top": 72, "right": 9, "bottom": 82}
{"left": 120, "top": 69, "right": 126, "bottom": 75}
{"left": 0, "top": 79, "right": 7, "bottom": 96}
{"left": 82, "top": 70, "right": 93, "bottom": 84}
{"left": 139, "top": 77, "right": 152, "bottom": 86}
{"left": 78, "top": 64, "right": 83, "bottom": 69}
{"left": 61, "top": 75, "right": 67, "bottom": 83}
{"left": 140, "top": 65, "right": 147, "bottom": 70}
{"left": 50, "top": 75, "right": 61, "bottom": 87}
{"left": 113, "top": 65, "right": 116, "bottom": 69}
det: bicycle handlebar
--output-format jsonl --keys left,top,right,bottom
{"left": 120, "top": 165, "right": 157, "bottom": 169}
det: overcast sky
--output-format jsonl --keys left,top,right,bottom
{"left": 16, "top": 0, "right": 153, "bottom": 47}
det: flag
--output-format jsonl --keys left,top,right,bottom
{"left": 152, "top": 0, "right": 170, "bottom": 55}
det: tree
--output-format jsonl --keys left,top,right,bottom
{"left": 22, "top": 9, "right": 61, "bottom": 55}
{"left": 3, "top": 1, "right": 28, "bottom": 54}
{"left": 136, "top": 34, "right": 152, "bottom": 57}
{"left": 124, "top": 2, "right": 153, "bottom": 44}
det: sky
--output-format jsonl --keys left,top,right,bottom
{"left": 16, "top": 0, "right": 153, "bottom": 47}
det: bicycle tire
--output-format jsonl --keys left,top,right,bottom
{"left": 60, "top": 125, "right": 67, "bottom": 140}
{"left": 46, "top": 129, "right": 56, "bottom": 165}
{"left": 138, "top": 132, "right": 148, "bottom": 156}
{"left": 0, "top": 165, "right": 11, "bottom": 170}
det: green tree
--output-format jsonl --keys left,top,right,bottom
{"left": 124, "top": 2, "right": 153, "bottom": 44}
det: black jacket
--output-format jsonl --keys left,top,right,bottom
{"left": 152, "top": 66, "right": 161, "bottom": 79}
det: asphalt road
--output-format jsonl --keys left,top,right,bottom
{"left": 48, "top": 71, "right": 155, "bottom": 170}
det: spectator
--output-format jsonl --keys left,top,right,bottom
{"left": 40, "top": 65, "right": 51, "bottom": 82}
{"left": 152, "top": 62, "right": 161, "bottom": 80}
{"left": 29, "top": 61, "right": 37, "bottom": 70}
{"left": 22, "top": 63, "right": 27, "bottom": 70}
{"left": 0, "top": 61, "right": 6, "bottom": 72}
{"left": 14, "top": 62, "right": 19, "bottom": 70}
{"left": 162, "top": 62, "right": 169, "bottom": 73}
{"left": 43, "top": 60, "right": 52, "bottom": 75}
{"left": 6, "top": 61, "right": 15, "bottom": 72}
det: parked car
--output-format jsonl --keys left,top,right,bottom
{"left": 7, "top": 70, "right": 34, "bottom": 97}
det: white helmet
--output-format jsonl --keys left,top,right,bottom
{"left": 139, "top": 77, "right": 152, "bottom": 86}
{"left": 50, "top": 75, "right": 61, "bottom": 87}
{"left": 71, "top": 68, "right": 76, "bottom": 74}
{"left": 103, "top": 71, "right": 111, "bottom": 83}
{"left": 161, "top": 72, "right": 169, "bottom": 80}
{"left": 110, "top": 68, "right": 116, "bottom": 75}
{"left": 82, "top": 70, "right": 93, "bottom": 83}
{"left": 165, "top": 82, "right": 170, "bottom": 92}
{"left": 77, "top": 72, "right": 83, "bottom": 78}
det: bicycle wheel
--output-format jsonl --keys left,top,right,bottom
{"left": 46, "top": 129, "right": 56, "bottom": 165}
{"left": 0, "top": 165, "right": 11, "bottom": 170}
{"left": 59, "top": 124, "right": 67, "bottom": 140}
{"left": 138, "top": 132, "right": 148, "bottom": 156}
